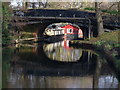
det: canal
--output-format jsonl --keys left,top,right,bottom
{"left": 2, "top": 24, "right": 120, "bottom": 89}
{"left": 2, "top": 40, "right": 119, "bottom": 88}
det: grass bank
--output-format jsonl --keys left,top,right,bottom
{"left": 71, "top": 29, "right": 120, "bottom": 79}
{"left": 92, "top": 30, "right": 120, "bottom": 81}
{"left": 90, "top": 30, "right": 120, "bottom": 61}
{"left": 72, "top": 29, "right": 120, "bottom": 57}
{"left": 72, "top": 29, "right": 120, "bottom": 49}
{"left": 84, "top": 7, "right": 118, "bottom": 15}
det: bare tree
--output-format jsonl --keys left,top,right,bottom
{"left": 118, "top": 1, "right": 120, "bottom": 22}
{"left": 25, "top": 2, "right": 28, "bottom": 9}
{"left": 31, "top": 2, "right": 36, "bottom": 9}
{"left": 38, "top": 0, "right": 48, "bottom": 8}
{"left": 38, "top": 2, "right": 47, "bottom": 8}
{"left": 95, "top": 2, "right": 104, "bottom": 36}
{"left": 42, "top": 0, "right": 48, "bottom": 8}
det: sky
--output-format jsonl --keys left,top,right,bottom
{"left": 9, "top": 0, "right": 120, "bottom": 8}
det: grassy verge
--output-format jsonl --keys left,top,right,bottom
{"left": 72, "top": 29, "right": 119, "bottom": 48}
{"left": 91, "top": 30, "right": 119, "bottom": 46}
{"left": 84, "top": 7, "right": 118, "bottom": 15}
{"left": 82, "top": 29, "right": 119, "bottom": 52}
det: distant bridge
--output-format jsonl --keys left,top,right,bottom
{"left": 13, "top": 9, "right": 120, "bottom": 39}
{"left": 14, "top": 9, "right": 96, "bottom": 18}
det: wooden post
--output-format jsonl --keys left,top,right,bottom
{"left": 88, "top": 19, "right": 91, "bottom": 39}
{"left": 86, "top": 18, "right": 91, "bottom": 39}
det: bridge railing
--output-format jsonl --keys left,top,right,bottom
{"left": 16, "top": 9, "right": 95, "bottom": 18}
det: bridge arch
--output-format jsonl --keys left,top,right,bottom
{"left": 36, "top": 19, "right": 90, "bottom": 40}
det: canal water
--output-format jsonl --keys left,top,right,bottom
{"left": 2, "top": 40, "right": 119, "bottom": 88}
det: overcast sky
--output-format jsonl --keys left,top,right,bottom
{"left": 9, "top": 0, "right": 119, "bottom": 8}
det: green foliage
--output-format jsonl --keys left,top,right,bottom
{"left": 2, "top": 48, "right": 14, "bottom": 88}
{"left": 2, "top": 48, "right": 14, "bottom": 61}
{"left": 115, "top": 60, "right": 120, "bottom": 71}
{"left": 2, "top": 4, "right": 11, "bottom": 46}
{"left": 102, "top": 9, "right": 118, "bottom": 15}
{"left": 101, "top": 9, "right": 108, "bottom": 12}
{"left": 84, "top": 7, "right": 118, "bottom": 15}
{"left": 84, "top": 7, "right": 95, "bottom": 11}
{"left": 21, "top": 32, "right": 34, "bottom": 39}
{"left": 95, "top": 30, "right": 119, "bottom": 44}
{"left": 106, "top": 10, "right": 118, "bottom": 15}
{"left": 94, "top": 40, "right": 106, "bottom": 46}
{"left": 90, "top": 30, "right": 120, "bottom": 63}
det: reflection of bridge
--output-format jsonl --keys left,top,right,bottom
{"left": 10, "top": 42, "right": 97, "bottom": 76}
{"left": 10, "top": 59, "right": 96, "bottom": 76}
{"left": 13, "top": 9, "right": 119, "bottom": 39}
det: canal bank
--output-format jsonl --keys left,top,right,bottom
{"left": 70, "top": 29, "right": 120, "bottom": 83}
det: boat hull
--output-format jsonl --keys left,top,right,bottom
{"left": 65, "top": 34, "right": 78, "bottom": 40}
{"left": 44, "top": 34, "right": 80, "bottom": 43}
{"left": 44, "top": 35, "right": 64, "bottom": 43}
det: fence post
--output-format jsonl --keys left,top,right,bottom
{"left": 87, "top": 18, "right": 91, "bottom": 39}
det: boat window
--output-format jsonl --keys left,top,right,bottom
{"left": 67, "top": 29, "right": 73, "bottom": 33}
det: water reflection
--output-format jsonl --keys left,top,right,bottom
{"left": 43, "top": 40, "right": 82, "bottom": 62}
{"left": 2, "top": 41, "right": 119, "bottom": 88}
{"left": 7, "top": 75, "right": 93, "bottom": 88}
{"left": 6, "top": 74, "right": 118, "bottom": 88}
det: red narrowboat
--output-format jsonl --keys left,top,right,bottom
{"left": 60, "top": 24, "right": 83, "bottom": 39}
{"left": 43, "top": 23, "right": 83, "bottom": 41}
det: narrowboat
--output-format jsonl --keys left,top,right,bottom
{"left": 43, "top": 23, "right": 83, "bottom": 41}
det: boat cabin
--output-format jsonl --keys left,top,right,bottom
{"left": 61, "top": 24, "right": 83, "bottom": 39}
{"left": 44, "top": 23, "right": 83, "bottom": 40}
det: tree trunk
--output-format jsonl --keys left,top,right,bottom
{"left": 118, "top": 1, "right": 120, "bottom": 14}
{"left": 43, "top": 0, "right": 48, "bottom": 8}
{"left": 32, "top": 3, "right": 35, "bottom": 9}
{"left": 95, "top": 2, "right": 104, "bottom": 36}
{"left": 25, "top": 2, "right": 28, "bottom": 9}
{"left": 43, "top": 2, "right": 47, "bottom": 8}
{"left": 118, "top": 1, "right": 120, "bottom": 22}
{"left": 39, "top": 2, "right": 41, "bottom": 8}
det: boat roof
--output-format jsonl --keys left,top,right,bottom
{"left": 46, "top": 22, "right": 80, "bottom": 29}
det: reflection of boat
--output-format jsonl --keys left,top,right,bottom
{"left": 43, "top": 23, "right": 83, "bottom": 42}
{"left": 43, "top": 40, "right": 82, "bottom": 62}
